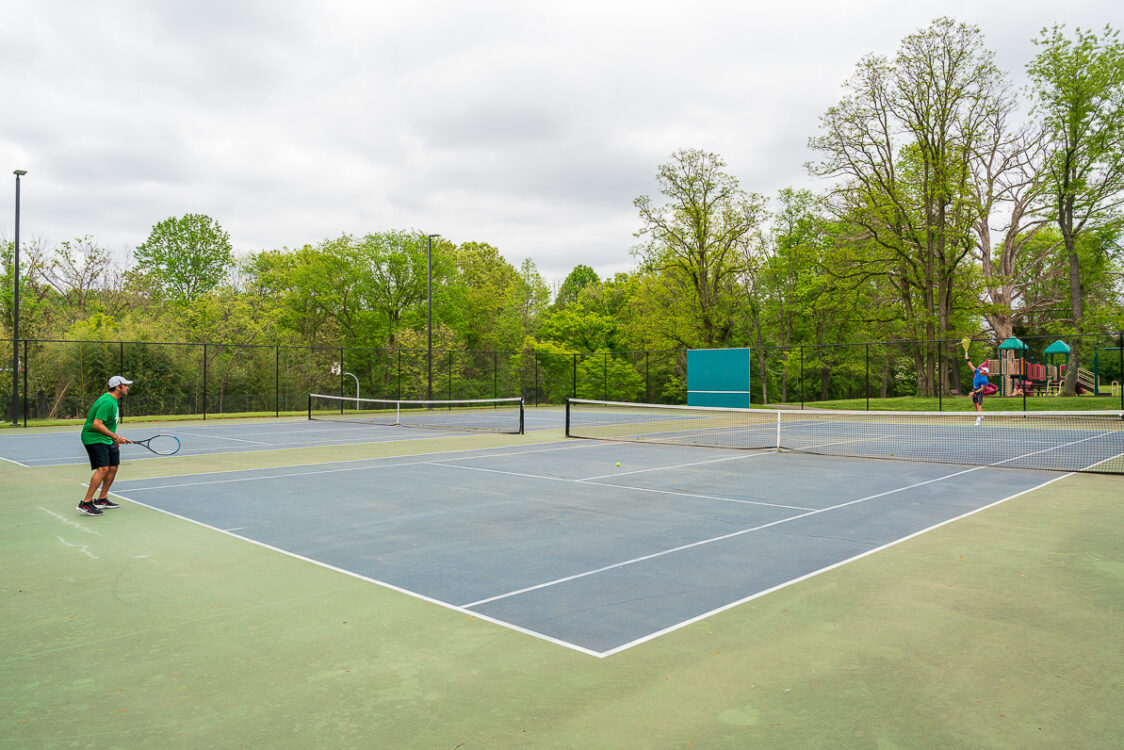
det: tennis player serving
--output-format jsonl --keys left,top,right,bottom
{"left": 965, "top": 354, "right": 990, "bottom": 426}
{"left": 78, "top": 376, "right": 134, "bottom": 515}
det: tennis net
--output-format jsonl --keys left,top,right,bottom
{"left": 310, "top": 393, "right": 524, "bottom": 434}
{"left": 565, "top": 399, "right": 1124, "bottom": 474}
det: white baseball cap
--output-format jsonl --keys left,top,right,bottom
{"left": 980, "top": 366, "right": 989, "bottom": 373}
{"left": 108, "top": 375, "right": 133, "bottom": 388}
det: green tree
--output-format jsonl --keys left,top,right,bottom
{"left": 1, "top": 238, "right": 52, "bottom": 340}
{"left": 1028, "top": 24, "right": 1124, "bottom": 394}
{"left": 537, "top": 305, "right": 617, "bottom": 352}
{"left": 809, "top": 17, "right": 1007, "bottom": 395}
{"left": 134, "top": 214, "right": 234, "bottom": 302}
{"left": 243, "top": 245, "right": 342, "bottom": 343}
{"left": 40, "top": 236, "right": 125, "bottom": 327}
{"left": 633, "top": 149, "right": 767, "bottom": 348}
{"left": 554, "top": 264, "right": 600, "bottom": 309}
{"left": 451, "top": 242, "right": 523, "bottom": 352}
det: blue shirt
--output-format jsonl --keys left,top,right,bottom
{"left": 972, "top": 369, "right": 989, "bottom": 390}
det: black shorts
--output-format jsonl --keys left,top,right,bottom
{"left": 971, "top": 391, "right": 984, "bottom": 405}
{"left": 84, "top": 442, "right": 121, "bottom": 470}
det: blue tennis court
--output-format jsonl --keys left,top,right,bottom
{"left": 0, "top": 407, "right": 564, "bottom": 466}
{"left": 107, "top": 435, "right": 1068, "bottom": 656}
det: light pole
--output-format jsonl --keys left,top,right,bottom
{"left": 11, "top": 169, "right": 26, "bottom": 426}
{"left": 426, "top": 233, "right": 440, "bottom": 401}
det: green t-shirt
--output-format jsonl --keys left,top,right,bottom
{"left": 81, "top": 392, "right": 120, "bottom": 445}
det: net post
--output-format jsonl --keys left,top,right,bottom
{"left": 307, "top": 393, "right": 311, "bottom": 421}
{"left": 565, "top": 399, "right": 571, "bottom": 437}
{"left": 519, "top": 398, "right": 525, "bottom": 434}
{"left": 775, "top": 410, "right": 781, "bottom": 450}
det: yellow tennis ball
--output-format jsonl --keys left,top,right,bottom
{"left": 616, "top": 462, "right": 621, "bottom": 466}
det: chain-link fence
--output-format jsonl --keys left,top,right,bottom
{"left": 3, "top": 333, "right": 1120, "bottom": 424}
{"left": 1, "top": 339, "right": 687, "bottom": 423}
{"left": 748, "top": 332, "right": 1124, "bottom": 409}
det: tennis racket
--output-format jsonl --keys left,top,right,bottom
{"left": 961, "top": 336, "right": 971, "bottom": 359}
{"left": 131, "top": 434, "right": 181, "bottom": 456}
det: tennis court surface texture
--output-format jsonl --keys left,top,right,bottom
{"left": 2, "top": 405, "right": 1121, "bottom": 748}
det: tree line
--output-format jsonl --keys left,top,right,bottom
{"left": 3, "top": 19, "right": 1122, "bottom": 401}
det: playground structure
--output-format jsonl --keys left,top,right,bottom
{"left": 988, "top": 338, "right": 1118, "bottom": 397}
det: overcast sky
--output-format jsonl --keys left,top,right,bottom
{"left": 1, "top": 0, "right": 1119, "bottom": 286}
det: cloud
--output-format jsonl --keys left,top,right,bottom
{"left": 2, "top": 0, "right": 1119, "bottom": 283}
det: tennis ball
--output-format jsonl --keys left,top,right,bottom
{"left": 616, "top": 462, "right": 621, "bottom": 467}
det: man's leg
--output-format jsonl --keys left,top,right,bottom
{"left": 79, "top": 466, "right": 109, "bottom": 515}
{"left": 84, "top": 467, "right": 109, "bottom": 503}
{"left": 96, "top": 465, "right": 119, "bottom": 500}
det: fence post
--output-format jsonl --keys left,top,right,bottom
{"left": 800, "top": 346, "right": 804, "bottom": 410}
{"left": 494, "top": 351, "right": 498, "bottom": 399}
{"left": 937, "top": 341, "right": 942, "bottom": 412}
{"left": 570, "top": 354, "right": 575, "bottom": 399}
{"left": 448, "top": 350, "right": 453, "bottom": 402}
{"left": 275, "top": 346, "right": 280, "bottom": 417}
{"left": 22, "top": 339, "right": 28, "bottom": 427}
{"left": 865, "top": 343, "right": 870, "bottom": 411}
{"left": 202, "top": 343, "right": 208, "bottom": 420}
{"left": 1119, "top": 331, "right": 1123, "bottom": 412}
{"left": 604, "top": 353, "right": 608, "bottom": 400}
{"left": 645, "top": 351, "right": 650, "bottom": 403}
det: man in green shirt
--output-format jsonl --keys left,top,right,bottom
{"left": 78, "top": 376, "right": 134, "bottom": 516}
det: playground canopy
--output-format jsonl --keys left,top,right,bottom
{"left": 1045, "top": 340, "right": 1071, "bottom": 356}
{"left": 999, "top": 337, "right": 1028, "bottom": 352}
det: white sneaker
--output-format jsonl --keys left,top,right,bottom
{"left": 975, "top": 417, "right": 983, "bottom": 426}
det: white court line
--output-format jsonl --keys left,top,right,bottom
{"left": 576, "top": 450, "right": 771, "bottom": 481}
{"left": 37, "top": 506, "right": 101, "bottom": 535}
{"left": 598, "top": 470, "right": 1077, "bottom": 657}
{"left": 579, "top": 479, "right": 814, "bottom": 512}
{"left": 460, "top": 464, "right": 986, "bottom": 609}
{"left": 1081, "top": 449, "right": 1124, "bottom": 472}
{"left": 90, "top": 439, "right": 569, "bottom": 484}
{"left": 440, "top": 461, "right": 812, "bottom": 512}
{"left": 57, "top": 536, "right": 98, "bottom": 559}
{"left": 116, "top": 441, "right": 591, "bottom": 491}
{"left": 106, "top": 491, "right": 604, "bottom": 658}
{"left": 173, "top": 431, "right": 273, "bottom": 445}
{"left": 2, "top": 423, "right": 488, "bottom": 466}
{"left": 106, "top": 444, "right": 1099, "bottom": 658}
{"left": 991, "top": 430, "right": 1119, "bottom": 468}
